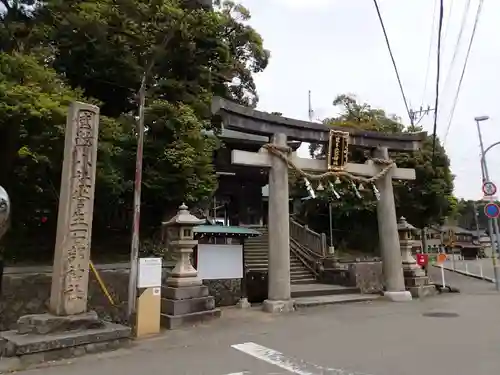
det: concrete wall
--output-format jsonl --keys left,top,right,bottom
{"left": 0, "top": 264, "right": 241, "bottom": 331}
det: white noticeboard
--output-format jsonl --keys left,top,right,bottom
{"left": 197, "top": 244, "right": 243, "bottom": 280}
{"left": 137, "top": 257, "right": 163, "bottom": 288}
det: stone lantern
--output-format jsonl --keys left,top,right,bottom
{"left": 162, "top": 203, "right": 205, "bottom": 288}
{"left": 397, "top": 216, "right": 419, "bottom": 268}
{"left": 160, "top": 203, "right": 221, "bottom": 330}
{"left": 397, "top": 217, "right": 434, "bottom": 297}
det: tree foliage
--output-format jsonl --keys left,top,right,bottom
{"left": 454, "top": 199, "right": 500, "bottom": 233}
{"left": 0, "top": 0, "right": 269, "bottom": 262}
{"left": 303, "top": 94, "right": 455, "bottom": 252}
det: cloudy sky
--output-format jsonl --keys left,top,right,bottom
{"left": 241, "top": 0, "right": 499, "bottom": 200}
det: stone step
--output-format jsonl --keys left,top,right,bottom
{"left": 294, "top": 294, "right": 380, "bottom": 308}
{"left": 246, "top": 267, "right": 268, "bottom": 271}
{"left": 291, "top": 269, "right": 314, "bottom": 276}
{"left": 291, "top": 278, "right": 318, "bottom": 285}
{"left": 245, "top": 258, "right": 305, "bottom": 265}
{"left": 291, "top": 283, "right": 360, "bottom": 298}
{"left": 290, "top": 264, "right": 311, "bottom": 275}
{"left": 160, "top": 309, "right": 221, "bottom": 330}
{"left": 245, "top": 261, "right": 268, "bottom": 265}
{"left": 245, "top": 263, "right": 311, "bottom": 270}
{"left": 0, "top": 322, "right": 131, "bottom": 358}
{"left": 291, "top": 274, "right": 316, "bottom": 281}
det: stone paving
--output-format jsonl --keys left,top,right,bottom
{"left": 6, "top": 270, "right": 500, "bottom": 375}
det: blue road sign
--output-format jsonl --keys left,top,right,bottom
{"left": 484, "top": 203, "right": 500, "bottom": 219}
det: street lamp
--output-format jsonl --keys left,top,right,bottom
{"left": 475, "top": 116, "right": 489, "bottom": 180}
{"left": 475, "top": 115, "right": 489, "bottom": 122}
{"left": 474, "top": 115, "right": 500, "bottom": 290}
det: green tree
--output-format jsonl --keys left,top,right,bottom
{"left": 304, "top": 94, "right": 455, "bottom": 252}
{"left": 0, "top": 0, "right": 270, "bottom": 261}
{"left": 0, "top": 51, "right": 136, "bottom": 261}
{"left": 33, "top": 0, "right": 269, "bottom": 116}
{"left": 454, "top": 199, "right": 500, "bottom": 233}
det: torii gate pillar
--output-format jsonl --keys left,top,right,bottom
{"left": 264, "top": 133, "right": 294, "bottom": 313}
{"left": 374, "top": 147, "right": 411, "bottom": 301}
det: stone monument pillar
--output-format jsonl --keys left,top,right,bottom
{"left": 160, "top": 204, "right": 221, "bottom": 329}
{"left": 0, "top": 103, "right": 130, "bottom": 367}
{"left": 397, "top": 217, "right": 436, "bottom": 297}
{"left": 50, "top": 102, "right": 100, "bottom": 316}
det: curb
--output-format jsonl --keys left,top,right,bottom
{"left": 432, "top": 265, "right": 495, "bottom": 283}
{"left": 294, "top": 295, "right": 379, "bottom": 308}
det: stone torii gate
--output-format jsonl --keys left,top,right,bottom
{"left": 212, "top": 97, "right": 426, "bottom": 313}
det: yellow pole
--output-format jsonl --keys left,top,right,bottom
{"left": 90, "top": 261, "right": 115, "bottom": 306}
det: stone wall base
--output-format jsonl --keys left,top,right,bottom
{"left": 320, "top": 261, "right": 384, "bottom": 294}
{"left": 0, "top": 321, "right": 131, "bottom": 371}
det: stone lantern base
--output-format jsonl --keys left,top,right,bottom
{"left": 402, "top": 263, "right": 437, "bottom": 298}
{"left": 160, "top": 285, "right": 221, "bottom": 330}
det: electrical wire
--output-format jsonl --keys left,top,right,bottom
{"left": 431, "top": 0, "right": 444, "bottom": 166}
{"left": 441, "top": 0, "right": 472, "bottom": 101}
{"left": 420, "top": 0, "right": 438, "bottom": 108}
{"left": 441, "top": 0, "right": 455, "bottom": 55}
{"left": 372, "top": 0, "right": 412, "bottom": 125}
{"left": 443, "top": 0, "right": 484, "bottom": 143}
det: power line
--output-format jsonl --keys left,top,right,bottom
{"left": 441, "top": 0, "right": 455, "bottom": 55}
{"left": 444, "top": 0, "right": 484, "bottom": 143}
{"left": 441, "top": 0, "right": 472, "bottom": 101}
{"left": 372, "top": 0, "right": 412, "bottom": 125}
{"left": 420, "top": 0, "right": 438, "bottom": 107}
{"left": 431, "top": 0, "right": 444, "bottom": 166}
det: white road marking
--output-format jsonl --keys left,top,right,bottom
{"left": 231, "top": 342, "right": 373, "bottom": 375}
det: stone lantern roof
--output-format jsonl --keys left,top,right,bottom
{"left": 162, "top": 203, "right": 205, "bottom": 227}
{"left": 397, "top": 216, "right": 417, "bottom": 233}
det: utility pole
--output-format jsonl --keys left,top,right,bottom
{"left": 125, "top": 18, "right": 180, "bottom": 320}
{"left": 409, "top": 106, "right": 435, "bottom": 126}
{"left": 308, "top": 90, "right": 314, "bottom": 122}
{"left": 127, "top": 75, "right": 147, "bottom": 320}
{"left": 473, "top": 201, "right": 481, "bottom": 239}
{"left": 475, "top": 115, "right": 500, "bottom": 290}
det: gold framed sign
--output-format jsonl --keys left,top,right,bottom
{"left": 327, "top": 130, "right": 349, "bottom": 171}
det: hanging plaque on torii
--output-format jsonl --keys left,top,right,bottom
{"left": 327, "top": 130, "right": 349, "bottom": 171}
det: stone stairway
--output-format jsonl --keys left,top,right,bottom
{"left": 243, "top": 226, "right": 380, "bottom": 308}
{"left": 243, "top": 226, "right": 316, "bottom": 284}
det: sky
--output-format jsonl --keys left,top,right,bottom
{"left": 240, "top": 0, "right": 499, "bottom": 200}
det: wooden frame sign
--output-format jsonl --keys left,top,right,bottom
{"left": 327, "top": 130, "right": 349, "bottom": 171}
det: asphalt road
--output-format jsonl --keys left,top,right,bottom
{"left": 14, "top": 271, "right": 500, "bottom": 375}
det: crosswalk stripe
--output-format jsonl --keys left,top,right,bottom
{"left": 231, "top": 342, "right": 372, "bottom": 375}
